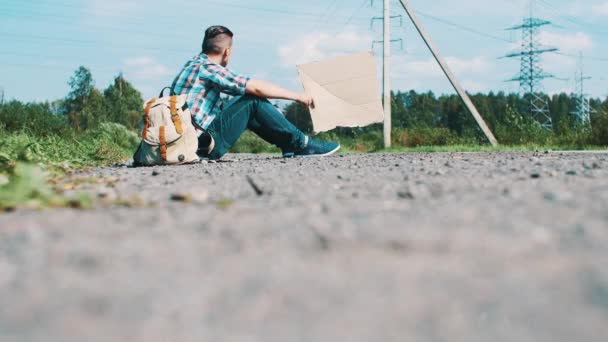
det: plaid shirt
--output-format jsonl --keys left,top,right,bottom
{"left": 171, "top": 53, "right": 249, "bottom": 129}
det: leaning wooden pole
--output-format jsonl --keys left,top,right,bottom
{"left": 397, "top": 0, "right": 499, "bottom": 146}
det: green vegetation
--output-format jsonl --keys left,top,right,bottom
{"left": 277, "top": 90, "right": 608, "bottom": 151}
{"left": 1, "top": 65, "right": 607, "bottom": 210}
{"left": 1, "top": 66, "right": 141, "bottom": 210}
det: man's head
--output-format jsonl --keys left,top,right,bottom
{"left": 202, "top": 25, "right": 234, "bottom": 67}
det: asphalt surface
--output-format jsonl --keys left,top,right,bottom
{"left": 1, "top": 152, "right": 608, "bottom": 342}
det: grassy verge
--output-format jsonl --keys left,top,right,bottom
{"left": 230, "top": 129, "right": 606, "bottom": 155}
{"left": 0, "top": 122, "right": 139, "bottom": 168}
{"left": 381, "top": 144, "right": 607, "bottom": 153}
{"left": 0, "top": 123, "right": 139, "bottom": 211}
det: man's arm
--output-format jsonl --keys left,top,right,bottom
{"left": 246, "top": 80, "right": 313, "bottom": 107}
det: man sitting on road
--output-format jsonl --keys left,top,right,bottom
{"left": 171, "top": 25, "right": 341, "bottom": 160}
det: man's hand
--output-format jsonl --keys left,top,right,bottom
{"left": 296, "top": 93, "right": 314, "bottom": 108}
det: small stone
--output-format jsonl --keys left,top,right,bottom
{"left": 97, "top": 190, "right": 116, "bottom": 200}
{"left": 530, "top": 172, "right": 541, "bottom": 179}
{"left": 152, "top": 170, "right": 160, "bottom": 176}
{"left": 566, "top": 170, "right": 577, "bottom": 176}
{"left": 397, "top": 191, "right": 415, "bottom": 200}
{"left": 170, "top": 193, "right": 193, "bottom": 203}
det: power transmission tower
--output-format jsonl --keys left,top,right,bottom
{"left": 571, "top": 52, "right": 593, "bottom": 125}
{"left": 503, "top": 4, "right": 557, "bottom": 131}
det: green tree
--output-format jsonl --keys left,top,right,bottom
{"left": 104, "top": 74, "right": 143, "bottom": 129}
{"left": 64, "top": 66, "right": 107, "bottom": 131}
{"left": 284, "top": 102, "right": 313, "bottom": 133}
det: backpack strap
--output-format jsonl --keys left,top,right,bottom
{"left": 159, "top": 87, "right": 176, "bottom": 98}
{"left": 142, "top": 98, "right": 157, "bottom": 139}
{"left": 159, "top": 126, "right": 167, "bottom": 161}
{"left": 169, "top": 95, "right": 184, "bottom": 135}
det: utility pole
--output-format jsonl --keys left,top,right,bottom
{"left": 571, "top": 52, "right": 593, "bottom": 125}
{"left": 503, "top": 1, "right": 557, "bottom": 131}
{"left": 383, "top": 0, "right": 392, "bottom": 148}
{"left": 396, "top": 0, "right": 498, "bottom": 146}
{"left": 372, "top": 2, "right": 403, "bottom": 148}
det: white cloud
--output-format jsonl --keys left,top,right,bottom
{"left": 389, "top": 55, "right": 495, "bottom": 94}
{"left": 278, "top": 28, "right": 372, "bottom": 67}
{"left": 122, "top": 56, "right": 172, "bottom": 81}
{"left": 539, "top": 31, "right": 593, "bottom": 52}
{"left": 592, "top": 2, "right": 608, "bottom": 16}
{"left": 461, "top": 80, "right": 490, "bottom": 93}
{"left": 393, "top": 55, "right": 492, "bottom": 78}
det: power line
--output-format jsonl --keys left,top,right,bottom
{"left": 343, "top": 0, "right": 370, "bottom": 27}
{"left": 534, "top": 0, "right": 608, "bottom": 36}
{"left": 0, "top": 1, "right": 356, "bottom": 21}
{"left": 414, "top": 10, "right": 512, "bottom": 43}
{"left": 554, "top": 51, "right": 608, "bottom": 62}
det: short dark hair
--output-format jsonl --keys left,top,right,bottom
{"left": 202, "top": 25, "right": 234, "bottom": 55}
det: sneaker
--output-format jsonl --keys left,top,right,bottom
{"left": 283, "top": 137, "right": 340, "bottom": 158}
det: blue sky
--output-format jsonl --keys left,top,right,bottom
{"left": 1, "top": 0, "right": 607, "bottom": 103}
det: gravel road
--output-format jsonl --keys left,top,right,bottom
{"left": 1, "top": 152, "right": 608, "bottom": 342}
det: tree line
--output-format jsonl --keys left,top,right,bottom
{"left": 1, "top": 65, "right": 607, "bottom": 147}
{"left": 285, "top": 90, "right": 608, "bottom": 146}
{"left": 0, "top": 66, "right": 143, "bottom": 137}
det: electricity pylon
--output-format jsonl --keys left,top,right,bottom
{"left": 504, "top": 13, "right": 557, "bottom": 131}
{"left": 505, "top": 0, "right": 558, "bottom": 131}
{"left": 571, "top": 52, "right": 593, "bottom": 125}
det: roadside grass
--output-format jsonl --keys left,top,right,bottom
{"left": 380, "top": 144, "right": 607, "bottom": 153}
{"left": 0, "top": 122, "right": 139, "bottom": 168}
{"left": 0, "top": 123, "right": 139, "bottom": 211}
{"left": 230, "top": 129, "right": 606, "bottom": 155}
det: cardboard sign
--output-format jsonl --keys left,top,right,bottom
{"left": 297, "top": 51, "right": 385, "bottom": 133}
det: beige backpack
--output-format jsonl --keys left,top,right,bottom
{"left": 133, "top": 88, "right": 199, "bottom": 166}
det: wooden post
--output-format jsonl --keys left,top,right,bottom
{"left": 397, "top": 0, "right": 499, "bottom": 146}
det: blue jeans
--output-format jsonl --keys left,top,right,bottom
{"left": 204, "top": 95, "right": 307, "bottom": 160}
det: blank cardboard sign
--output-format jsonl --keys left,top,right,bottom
{"left": 297, "top": 51, "right": 384, "bottom": 134}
